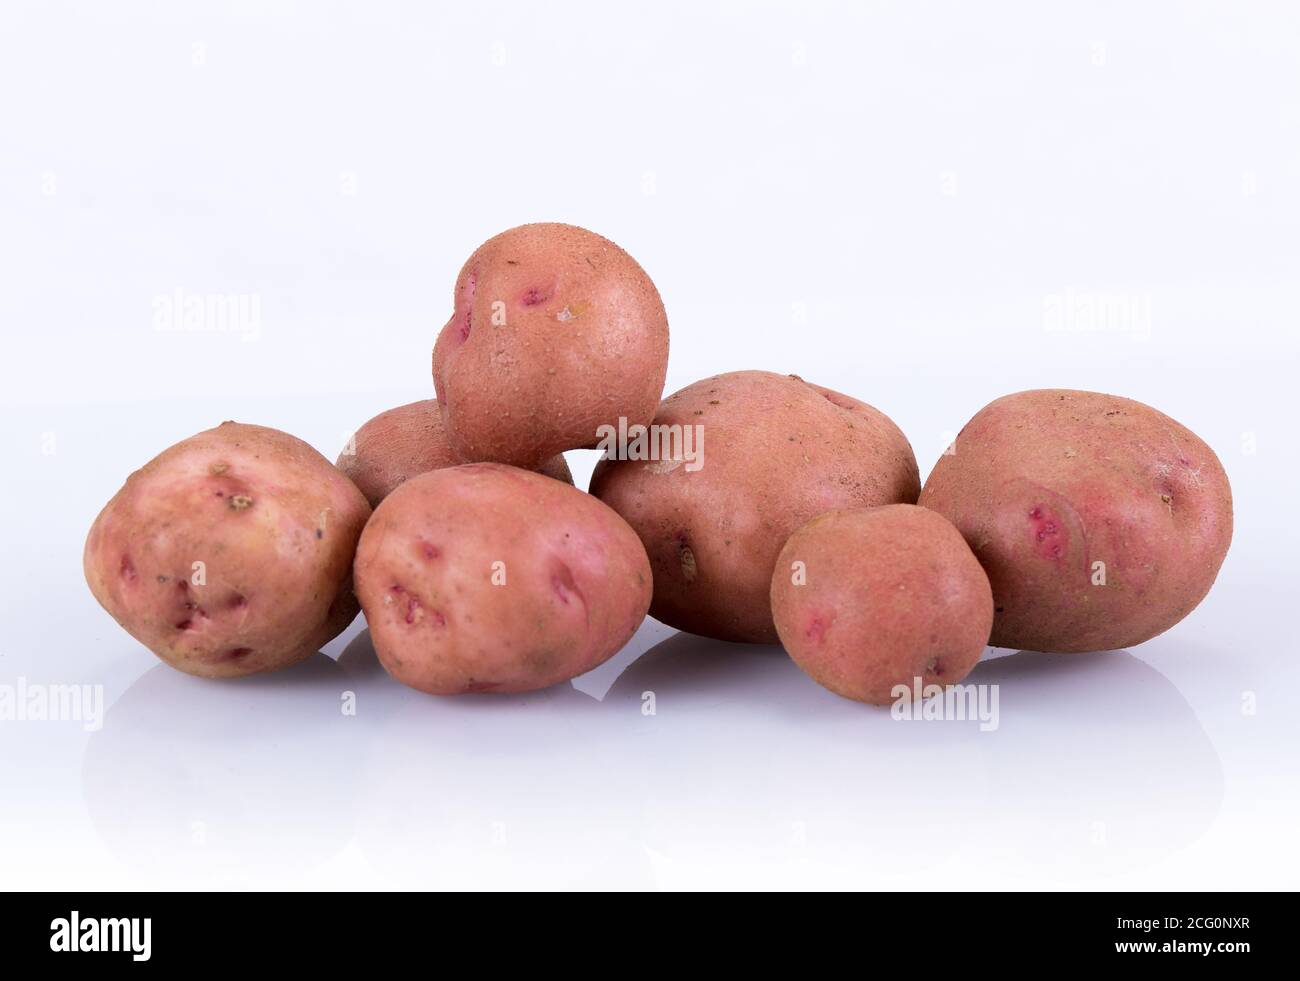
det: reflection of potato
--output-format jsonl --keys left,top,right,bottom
{"left": 336, "top": 398, "right": 571, "bottom": 509}
{"left": 962, "top": 651, "right": 1224, "bottom": 879}
{"left": 920, "top": 390, "right": 1233, "bottom": 652}
{"left": 432, "top": 223, "right": 670, "bottom": 467}
{"left": 350, "top": 680, "right": 650, "bottom": 889}
{"left": 602, "top": 632, "right": 991, "bottom": 882}
{"left": 602, "top": 637, "right": 1222, "bottom": 884}
{"left": 81, "top": 655, "right": 358, "bottom": 878}
{"left": 354, "top": 464, "right": 652, "bottom": 694}
{"left": 84, "top": 422, "right": 370, "bottom": 678}
{"left": 772, "top": 505, "right": 992, "bottom": 704}
{"left": 591, "top": 371, "right": 920, "bottom": 644}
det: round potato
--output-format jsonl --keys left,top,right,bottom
{"left": 918, "top": 389, "right": 1233, "bottom": 652}
{"left": 336, "top": 398, "right": 572, "bottom": 508}
{"left": 771, "top": 505, "right": 994, "bottom": 705}
{"left": 431, "top": 222, "right": 670, "bottom": 467}
{"left": 589, "top": 370, "right": 921, "bottom": 643}
{"left": 354, "top": 463, "right": 652, "bottom": 694}
{"left": 84, "top": 422, "right": 371, "bottom": 678}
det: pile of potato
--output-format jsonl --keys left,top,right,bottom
{"left": 85, "top": 223, "right": 1233, "bottom": 704}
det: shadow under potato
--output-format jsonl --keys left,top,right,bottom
{"left": 336, "top": 626, "right": 388, "bottom": 683}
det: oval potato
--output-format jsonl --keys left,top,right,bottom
{"left": 918, "top": 389, "right": 1233, "bottom": 652}
{"left": 590, "top": 370, "right": 921, "bottom": 643}
{"left": 354, "top": 463, "right": 652, "bottom": 694}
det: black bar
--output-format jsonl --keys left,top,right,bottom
{"left": 0, "top": 890, "right": 1280, "bottom": 968}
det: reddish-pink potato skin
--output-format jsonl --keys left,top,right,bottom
{"left": 589, "top": 370, "right": 921, "bottom": 644}
{"left": 84, "top": 422, "right": 371, "bottom": 678}
{"left": 771, "top": 505, "right": 994, "bottom": 704}
{"left": 431, "top": 223, "right": 670, "bottom": 467}
{"left": 336, "top": 398, "right": 572, "bottom": 509}
{"left": 918, "top": 390, "right": 1233, "bottom": 652}
{"left": 354, "top": 463, "right": 652, "bottom": 695}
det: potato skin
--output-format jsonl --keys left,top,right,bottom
{"left": 589, "top": 370, "right": 921, "bottom": 643}
{"left": 771, "top": 505, "right": 994, "bottom": 704}
{"left": 336, "top": 398, "right": 572, "bottom": 509}
{"left": 84, "top": 422, "right": 371, "bottom": 678}
{"left": 431, "top": 223, "right": 670, "bottom": 467}
{"left": 353, "top": 463, "right": 652, "bottom": 695}
{"left": 918, "top": 389, "right": 1233, "bottom": 652}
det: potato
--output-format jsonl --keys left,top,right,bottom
{"left": 431, "top": 222, "right": 669, "bottom": 467}
{"left": 589, "top": 370, "right": 921, "bottom": 643}
{"left": 336, "top": 398, "right": 572, "bottom": 508}
{"left": 353, "top": 463, "right": 652, "bottom": 694}
{"left": 918, "top": 389, "right": 1233, "bottom": 652}
{"left": 771, "top": 505, "right": 993, "bottom": 705}
{"left": 84, "top": 422, "right": 371, "bottom": 678}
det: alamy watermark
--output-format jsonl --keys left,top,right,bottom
{"left": 1043, "top": 288, "right": 1152, "bottom": 340}
{"left": 595, "top": 417, "right": 705, "bottom": 473}
{"left": 0, "top": 677, "right": 103, "bottom": 731}
{"left": 891, "top": 678, "right": 999, "bottom": 732}
{"left": 152, "top": 288, "right": 261, "bottom": 341}
{"left": 50, "top": 911, "right": 151, "bottom": 961}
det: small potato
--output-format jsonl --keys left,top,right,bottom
{"left": 590, "top": 370, "right": 920, "bottom": 643}
{"left": 336, "top": 398, "right": 572, "bottom": 508}
{"left": 919, "top": 389, "right": 1233, "bottom": 652}
{"left": 431, "top": 223, "right": 670, "bottom": 467}
{"left": 84, "top": 422, "right": 371, "bottom": 678}
{"left": 354, "top": 463, "right": 652, "bottom": 694}
{"left": 772, "top": 505, "right": 994, "bottom": 705}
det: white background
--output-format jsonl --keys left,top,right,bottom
{"left": 1, "top": 0, "right": 1297, "bottom": 890}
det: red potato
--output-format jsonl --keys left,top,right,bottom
{"left": 84, "top": 422, "right": 371, "bottom": 678}
{"left": 336, "top": 398, "right": 572, "bottom": 509}
{"left": 590, "top": 370, "right": 921, "bottom": 643}
{"left": 771, "top": 505, "right": 994, "bottom": 705}
{"left": 354, "top": 463, "right": 652, "bottom": 695}
{"left": 919, "top": 389, "right": 1233, "bottom": 652}
{"left": 432, "top": 223, "right": 669, "bottom": 467}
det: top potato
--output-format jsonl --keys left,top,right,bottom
{"left": 337, "top": 398, "right": 572, "bottom": 509}
{"left": 431, "top": 222, "right": 670, "bottom": 467}
{"left": 919, "top": 389, "right": 1233, "bottom": 652}
{"left": 590, "top": 370, "right": 921, "bottom": 643}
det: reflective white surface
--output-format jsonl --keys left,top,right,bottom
{"left": 1, "top": 1, "right": 1297, "bottom": 890}
{"left": 77, "top": 635, "right": 1229, "bottom": 890}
